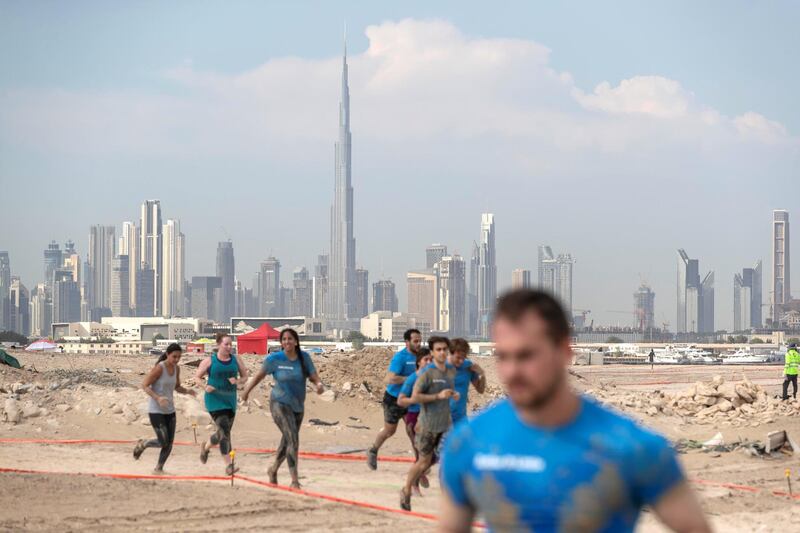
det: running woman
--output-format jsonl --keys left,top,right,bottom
{"left": 367, "top": 328, "right": 423, "bottom": 470}
{"left": 397, "top": 348, "right": 432, "bottom": 494}
{"left": 448, "top": 338, "right": 486, "bottom": 426}
{"left": 242, "top": 328, "right": 324, "bottom": 488}
{"left": 439, "top": 289, "right": 710, "bottom": 532}
{"left": 133, "top": 343, "right": 196, "bottom": 473}
{"left": 196, "top": 332, "right": 248, "bottom": 475}
{"left": 400, "top": 336, "right": 458, "bottom": 511}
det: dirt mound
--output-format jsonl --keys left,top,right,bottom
{"left": 316, "top": 347, "right": 394, "bottom": 401}
{"left": 41, "top": 368, "right": 134, "bottom": 389}
{"left": 594, "top": 374, "right": 800, "bottom": 427}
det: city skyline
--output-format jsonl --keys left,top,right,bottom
{"left": 2, "top": 8, "right": 799, "bottom": 331}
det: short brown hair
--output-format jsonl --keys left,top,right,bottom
{"left": 494, "top": 289, "right": 570, "bottom": 344}
{"left": 215, "top": 332, "right": 232, "bottom": 344}
{"left": 450, "top": 338, "right": 470, "bottom": 355}
{"left": 427, "top": 336, "right": 451, "bottom": 351}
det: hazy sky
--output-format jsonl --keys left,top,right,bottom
{"left": 1, "top": 1, "right": 798, "bottom": 330}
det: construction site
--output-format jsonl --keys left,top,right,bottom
{"left": 2, "top": 347, "right": 800, "bottom": 532}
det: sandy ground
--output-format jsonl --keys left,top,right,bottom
{"left": 2, "top": 350, "right": 800, "bottom": 532}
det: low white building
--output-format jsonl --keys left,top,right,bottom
{"left": 361, "top": 311, "right": 431, "bottom": 342}
{"left": 100, "top": 316, "right": 201, "bottom": 340}
{"left": 52, "top": 321, "right": 115, "bottom": 340}
{"left": 60, "top": 341, "right": 151, "bottom": 355}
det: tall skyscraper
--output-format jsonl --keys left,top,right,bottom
{"left": 538, "top": 245, "right": 574, "bottom": 318}
{"left": 734, "top": 261, "right": 763, "bottom": 331}
{"left": 216, "top": 241, "right": 235, "bottom": 323}
{"left": 313, "top": 254, "right": 328, "bottom": 319}
{"left": 354, "top": 268, "right": 369, "bottom": 319}
{"left": 9, "top": 278, "right": 30, "bottom": 336}
{"left": 468, "top": 242, "right": 479, "bottom": 336}
{"left": 29, "top": 283, "right": 52, "bottom": 338}
{"left": 327, "top": 37, "right": 357, "bottom": 324}
{"left": 677, "top": 249, "right": 714, "bottom": 334}
{"left": 191, "top": 276, "right": 222, "bottom": 321}
{"left": 43, "top": 241, "right": 62, "bottom": 288}
{"left": 408, "top": 270, "right": 438, "bottom": 331}
{"left": 477, "top": 214, "right": 497, "bottom": 338}
{"left": 772, "top": 210, "right": 791, "bottom": 324}
{"left": 89, "top": 225, "right": 116, "bottom": 311}
{"left": 426, "top": 244, "right": 448, "bottom": 270}
{"left": 290, "top": 267, "right": 312, "bottom": 317}
{"left": 700, "top": 272, "right": 715, "bottom": 333}
{"left": 111, "top": 255, "right": 130, "bottom": 317}
{"left": 135, "top": 269, "right": 155, "bottom": 318}
{"left": 120, "top": 221, "right": 139, "bottom": 313}
{"left": 633, "top": 284, "right": 655, "bottom": 331}
{"left": 372, "top": 279, "right": 398, "bottom": 313}
{"left": 438, "top": 255, "right": 467, "bottom": 335}
{"left": 53, "top": 269, "right": 81, "bottom": 324}
{"left": 259, "top": 257, "right": 281, "bottom": 316}
{"left": 161, "top": 219, "right": 184, "bottom": 317}
{"left": 140, "top": 200, "right": 162, "bottom": 315}
{"left": 0, "top": 251, "right": 9, "bottom": 331}
{"left": 511, "top": 269, "right": 531, "bottom": 290}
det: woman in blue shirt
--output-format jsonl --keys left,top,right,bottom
{"left": 242, "top": 328, "right": 325, "bottom": 488}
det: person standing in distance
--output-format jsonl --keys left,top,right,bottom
{"left": 782, "top": 343, "right": 800, "bottom": 400}
{"left": 439, "top": 289, "right": 710, "bottom": 532}
{"left": 400, "top": 336, "right": 458, "bottom": 511}
{"left": 134, "top": 343, "right": 197, "bottom": 473}
{"left": 242, "top": 328, "right": 325, "bottom": 488}
{"left": 448, "top": 338, "right": 486, "bottom": 426}
{"left": 196, "top": 333, "right": 248, "bottom": 475}
{"left": 367, "top": 328, "right": 423, "bottom": 470}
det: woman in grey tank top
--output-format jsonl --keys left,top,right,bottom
{"left": 133, "top": 343, "right": 196, "bottom": 473}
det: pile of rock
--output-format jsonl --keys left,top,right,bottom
{"left": 595, "top": 375, "right": 799, "bottom": 427}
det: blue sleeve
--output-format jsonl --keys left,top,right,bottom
{"left": 261, "top": 354, "right": 275, "bottom": 375}
{"left": 440, "top": 424, "right": 473, "bottom": 506}
{"left": 303, "top": 352, "right": 317, "bottom": 375}
{"left": 400, "top": 375, "right": 415, "bottom": 397}
{"left": 388, "top": 352, "right": 405, "bottom": 374}
{"left": 630, "top": 431, "right": 685, "bottom": 506}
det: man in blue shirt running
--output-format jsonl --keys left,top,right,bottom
{"left": 439, "top": 289, "right": 710, "bottom": 532}
{"left": 367, "top": 328, "right": 423, "bottom": 470}
{"left": 448, "top": 338, "right": 486, "bottom": 425}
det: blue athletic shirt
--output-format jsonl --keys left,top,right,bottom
{"left": 450, "top": 359, "right": 476, "bottom": 424}
{"left": 440, "top": 397, "right": 684, "bottom": 532}
{"left": 385, "top": 348, "right": 418, "bottom": 398}
{"left": 399, "top": 367, "right": 430, "bottom": 414}
{"left": 261, "top": 350, "right": 317, "bottom": 413}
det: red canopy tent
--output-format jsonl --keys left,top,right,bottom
{"left": 236, "top": 323, "right": 281, "bottom": 355}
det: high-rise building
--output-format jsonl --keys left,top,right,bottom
{"left": 291, "top": 267, "right": 312, "bottom": 318}
{"left": 0, "top": 251, "right": 9, "bottom": 331}
{"left": 161, "top": 219, "right": 185, "bottom": 317}
{"left": 468, "top": 242, "right": 479, "bottom": 336}
{"left": 677, "top": 249, "right": 714, "bottom": 334}
{"left": 140, "top": 200, "right": 162, "bottom": 314}
{"left": 234, "top": 279, "right": 246, "bottom": 317}
{"left": 372, "top": 280, "right": 398, "bottom": 313}
{"left": 407, "top": 270, "right": 438, "bottom": 333}
{"left": 734, "top": 261, "right": 763, "bottom": 331}
{"left": 53, "top": 270, "right": 81, "bottom": 324}
{"left": 511, "top": 269, "right": 531, "bottom": 290}
{"left": 772, "top": 210, "right": 791, "bottom": 324}
{"left": 9, "top": 278, "right": 30, "bottom": 336}
{"left": 437, "top": 255, "right": 467, "bottom": 335}
{"left": 313, "top": 254, "right": 328, "bottom": 319}
{"left": 29, "top": 283, "right": 52, "bottom": 338}
{"left": 354, "top": 268, "right": 369, "bottom": 319}
{"left": 119, "top": 222, "right": 139, "bottom": 313}
{"left": 327, "top": 38, "right": 357, "bottom": 324}
{"left": 700, "top": 272, "right": 715, "bottom": 333}
{"left": 633, "top": 284, "right": 655, "bottom": 331}
{"left": 89, "top": 225, "right": 116, "bottom": 311}
{"left": 111, "top": 255, "right": 130, "bottom": 317}
{"left": 259, "top": 257, "right": 281, "bottom": 316}
{"left": 135, "top": 269, "right": 155, "bottom": 318}
{"left": 538, "top": 245, "right": 574, "bottom": 317}
{"left": 216, "top": 241, "right": 235, "bottom": 323}
{"left": 191, "top": 276, "right": 222, "bottom": 321}
{"left": 43, "top": 241, "right": 62, "bottom": 288}
{"left": 279, "top": 285, "right": 293, "bottom": 316}
{"left": 426, "top": 244, "right": 448, "bottom": 270}
{"left": 477, "top": 214, "right": 497, "bottom": 338}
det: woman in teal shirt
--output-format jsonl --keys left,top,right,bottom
{"left": 243, "top": 328, "right": 324, "bottom": 488}
{"left": 196, "top": 333, "right": 248, "bottom": 475}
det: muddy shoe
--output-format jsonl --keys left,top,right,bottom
{"left": 225, "top": 463, "right": 239, "bottom": 476}
{"left": 132, "top": 439, "right": 146, "bottom": 460}
{"left": 267, "top": 466, "right": 278, "bottom": 485}
{"left": 419, "top": 473, "right": 430, "bottom": 489}
{"left": 399, "top": 489, "right": 411, "bottom": 511}
{"left": 199, "top": 442, "right": 210, "bottom": 464}
{"left": 366, "top": 447, "right": 378, "bottom": 470}
{"left": 290, "top": 481, "right": 301, "bottom": 490}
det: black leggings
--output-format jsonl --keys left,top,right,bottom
{"left": 783, "top": 375, "right": 798, "bottom": 399}
{"left": 210, "top": 409, "right": 236, "bottom": 455}
{"left": 270, "top": 400, "right": 304, "bottom": 472}
{"left": 146, "top": 412, "right": 176, "bottom": 468}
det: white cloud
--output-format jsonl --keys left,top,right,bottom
{"left": 573, "top": 76, "right": 692, "bottom": 118}
{"left": 733, "top": 111, "right": 790, "bottom": 143}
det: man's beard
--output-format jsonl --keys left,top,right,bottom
{"left": 508, "top": 370, "right": 565, "bottom": 410}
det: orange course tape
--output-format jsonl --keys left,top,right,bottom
{"left": 0, "top": 466, "right": 228, "bottom": 482}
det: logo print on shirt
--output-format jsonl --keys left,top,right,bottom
{"left": 278, "top": 365, "right": 295, "bottom": 371}
{"left": 473, "top": 453, "right": 546, "bottom": 473}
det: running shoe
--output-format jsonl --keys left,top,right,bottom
{"left": 132, "top": 439, "right": 146, "bottom": 460}
{"left": 399, "top": 489, "right": 411, "bottom": 511}
{"left": 200, "top": 442, "right": 210, "bottom": 464}
{"left": 226, "top": 463, "right": 239, "bottom": 476}
{"left": 267, "top": 466, "right": 278, "bottom": 485}
{"left": 366, "top": 447, "right": 378, "bottom": 470}
{"left": 419, "top": 473, "right": 430, "bottom": 489}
